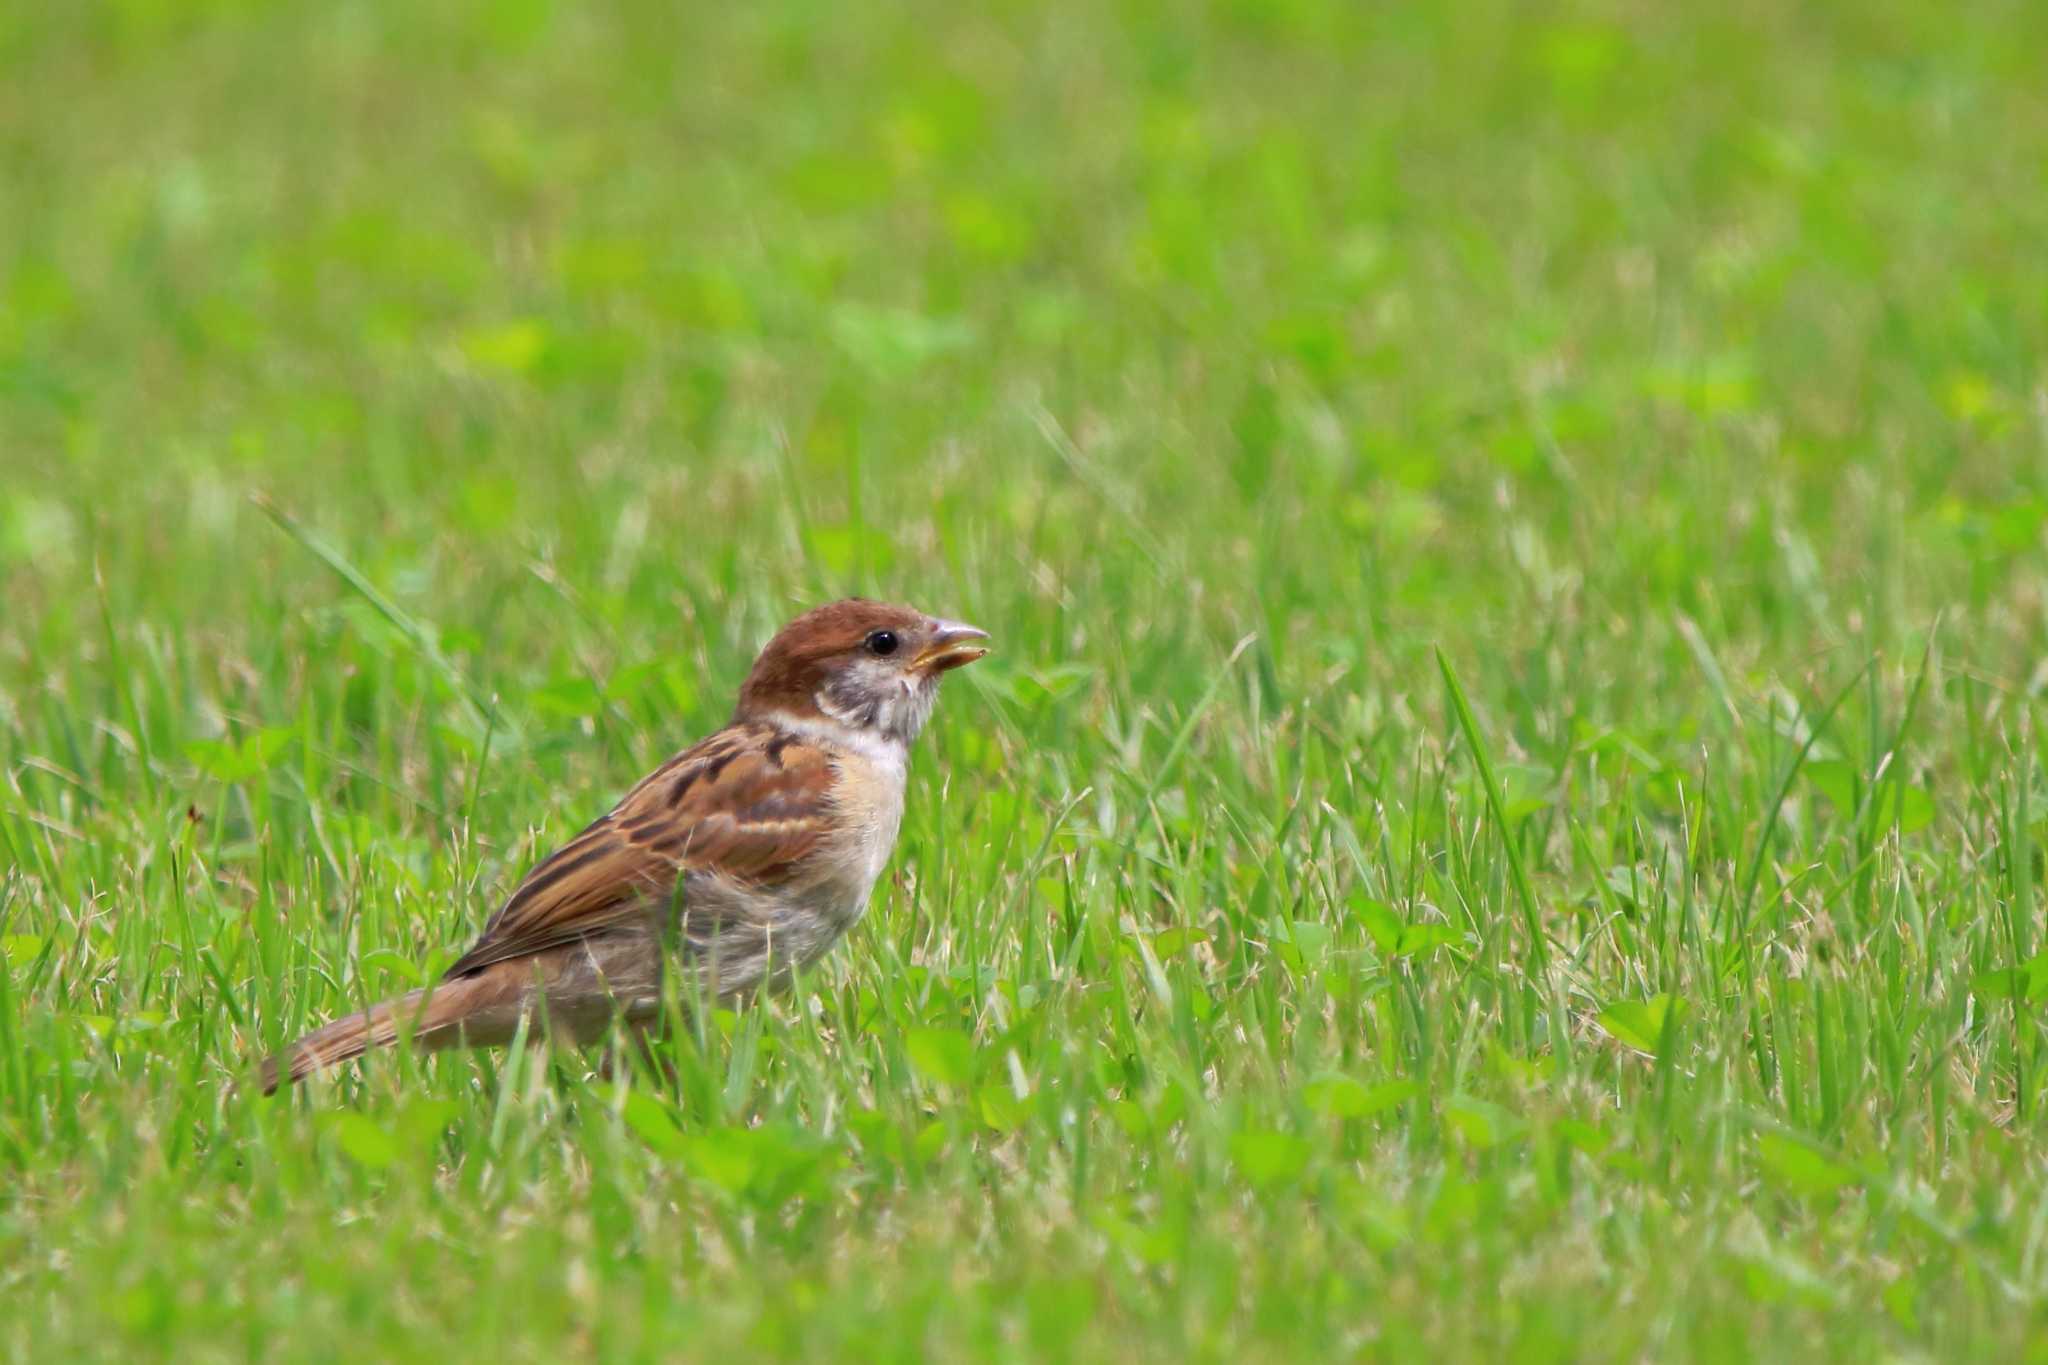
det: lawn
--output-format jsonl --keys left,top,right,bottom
{"left": 4, "top": 0, "right": 2048, "bottom": 1358}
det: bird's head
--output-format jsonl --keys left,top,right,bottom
{"left": 735, "top": 598, "right": 989, "bottom": 745}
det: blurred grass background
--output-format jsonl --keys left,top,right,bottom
{"left": 3, "top": 0, "right": 2047, "bottom": 1359}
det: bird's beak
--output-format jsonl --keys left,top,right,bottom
{"left": 914, "top": 619, "right": 990, "bottom": 674}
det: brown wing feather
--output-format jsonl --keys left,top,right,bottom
{"left": 442, "top": 724, "right": 836, "bottom": 978}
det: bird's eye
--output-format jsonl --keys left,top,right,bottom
{"left": 864, "top": 629, "right": 900, "bottom": 657}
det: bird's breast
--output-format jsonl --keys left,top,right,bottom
{"left": 812, "top": 742, "right": 909, "bottom": 923}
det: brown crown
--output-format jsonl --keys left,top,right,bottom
{"left": 734, "top": 598, "right": 930, "bottom": 719}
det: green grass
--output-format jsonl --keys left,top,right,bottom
{"left": 4, "top": 0, "right": 2048, "bottom": 1357}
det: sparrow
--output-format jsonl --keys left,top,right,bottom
{"left": 261, "top": 598, "right": 989, "bottom": 1092}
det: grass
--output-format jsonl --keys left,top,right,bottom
{"left": 3, "top": 0, "right": 2048, "bottom": 1357}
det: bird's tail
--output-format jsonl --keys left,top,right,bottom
{"left": 260, "top": 979, "right": 481, "bottom": 1094}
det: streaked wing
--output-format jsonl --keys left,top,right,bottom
{"left": 442, "top": 724, "right": 836, "bottom": 978}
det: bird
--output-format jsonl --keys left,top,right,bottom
{"left": 260, "top": 598, "right": 989, "bottom": 1092}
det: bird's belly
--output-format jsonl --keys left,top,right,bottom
{"left": 666, "top": 840, "right": 891, "bottom": 1000}
{"left": 800, "top": 821, "right": 899, "bottom": 938}
{"left": 756, "top": 788, "right": 902, "bottom": 977}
